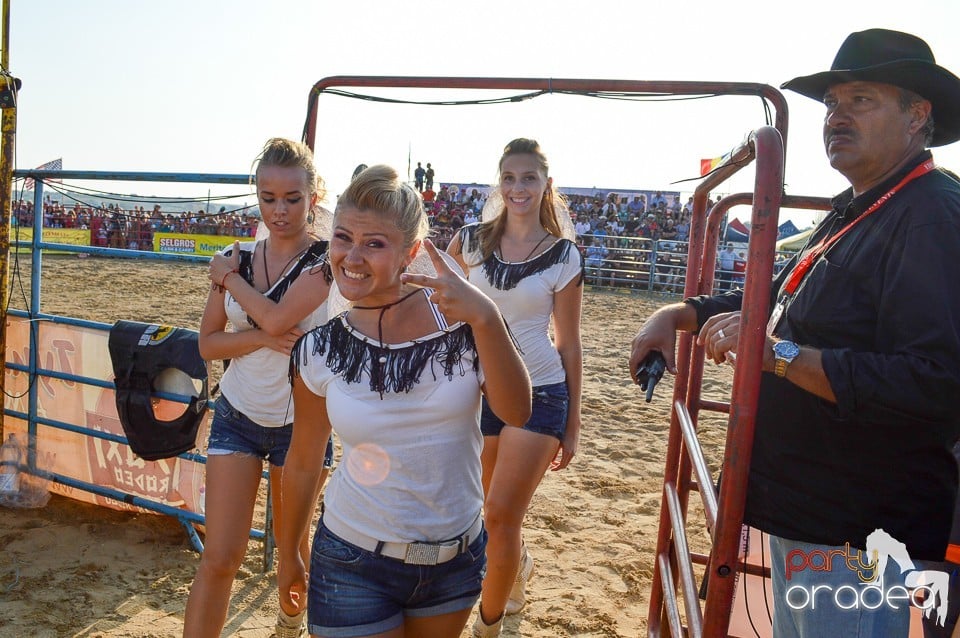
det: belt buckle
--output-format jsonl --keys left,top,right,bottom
{"left": 404, "top": 542, "right": 441, "bottom": 565}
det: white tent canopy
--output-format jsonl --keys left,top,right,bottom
{"left": 775, "top": 227, "right": 814, "bottom": 252}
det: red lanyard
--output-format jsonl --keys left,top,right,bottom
{"left": 782, "top": 158, "right": 936, "bottom": 296}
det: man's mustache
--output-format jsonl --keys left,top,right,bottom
{"left": 825, "top": 127, "right": 856, "bottom": 142}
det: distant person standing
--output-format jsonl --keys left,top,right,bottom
{"left": 414, "top": 161, "right": 426, "bottom": 192}
{"left": 732, "top": 251, "right": 747, "bottom": 286}
{"left": 425, "top": 162, "right": 435, "bottom": 191}
{"left": 716, "top": 242, "right": 737, "bottom": 291}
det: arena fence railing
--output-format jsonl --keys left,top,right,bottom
{"left": 577, "top": 233, "right": 797, "bottom": 296}
{"left": 4, "top": 168, "right": 279, "bottom": 570}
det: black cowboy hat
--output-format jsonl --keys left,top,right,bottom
{"left": 782, "top": 28, "right": 960, "bottom": 146}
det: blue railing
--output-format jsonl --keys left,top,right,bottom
{"left": 6, "top": 168, "right": 276, "bottom": 569}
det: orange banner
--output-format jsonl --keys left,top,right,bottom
{"left": 4, "top": 317, "right": 208, "bottom": 515}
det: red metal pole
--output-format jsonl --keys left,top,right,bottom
{"left": 301, "top": 76, "right": 788, "bottom": 155}
{"left": 701, "top": 126, "right": 784, "bottom": 638}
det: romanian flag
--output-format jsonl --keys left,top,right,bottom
{"left": 700, "top": 150, "right": 733, "bottom": 177}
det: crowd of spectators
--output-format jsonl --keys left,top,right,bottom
{"left": 418, "top": 186, "right": 761, "bottom": 295}
{"left": 422, "top": 186, "right": 704, "bottom": 248}
{"left": 572, "top": 192, "right": 689, "bottom": 290}
{"left": 21, "top": 187, "right": 705, "bottom": 259}
{"left": 421, "top": 184, "right": 487, "bottom": 249}
{"left": 14, "top": 198, "right": 259, "bottom": 250}
{"left": 566, "top": 191, "right": 771, "bottom": 294}
{"left": 570, "top": 191, "right": 698, "bottom": 246}
{"left": 20, "top": 190, "right": 767, "bottom": 295}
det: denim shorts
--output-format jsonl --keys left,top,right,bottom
{"left": 307, "top": 519, "right": 486, "bottom": 637}
{"left": 207, "top": 395, "right": 334, "bottom": 468}
{"left": 480, "top": 381, "right": 569, "bottom": 440}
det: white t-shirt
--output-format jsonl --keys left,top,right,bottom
{"left": 295, "top": 307, "right": 484, "bottom": 543}
{"left": 218, "top": 239, "right": 329, "bottom": 427}
{"left": 458, "top": 223, "right": 583, "bottom": 386}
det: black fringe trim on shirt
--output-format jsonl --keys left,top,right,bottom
{"left": 290, "top": 317, "right": 479, "bottom": 398}
{"left": 265, "top": 240, "right": 331, "bottom": 303}
{"left": 235, "top": 247, "right": 255, "bottom": 285}
{"left": 481, "top": 240, "right": 577, "bottom": 291}
{"left": 460, "top": 224, "right": 584, "bottom": 291}
{"left": 235, "top": 240, "right": 330, "bottom": 329}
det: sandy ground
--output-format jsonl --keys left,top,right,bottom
{"left": 0, "top": 254, "right": 735, "bottom": 638}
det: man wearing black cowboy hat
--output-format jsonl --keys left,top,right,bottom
{"left": 630, "top": 28, "right": 960, "bottom": 637}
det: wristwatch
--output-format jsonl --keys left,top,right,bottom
{"left": 772, "top": 340, "right": 800, "bottom": 378}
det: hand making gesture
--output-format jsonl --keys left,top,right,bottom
{"left": 401, "top": 239, "right": 501, "bottom": 329}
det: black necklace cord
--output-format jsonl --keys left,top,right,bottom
{"left": 353, "top": 288, "right": 423, "bottom": 362}
{"left": 263, "top": 239, "right": 310, "bottom": 289}
{"left": 499, "top": 231, "right": 551, "bottom": 263}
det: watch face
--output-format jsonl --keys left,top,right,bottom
{"left": 774, "top": 341, "right": 800, "bottom": 359}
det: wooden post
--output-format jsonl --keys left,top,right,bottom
{"left": 0, "top": 0, "right": 16, "bottom": 442}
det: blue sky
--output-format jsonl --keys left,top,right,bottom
{"left": 11, "top": 0, "right": 960, "bottom": 227}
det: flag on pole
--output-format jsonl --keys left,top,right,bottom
{"left": 699, "top": 149, "right": 736, "bottom": 177}
{"left": 24, "top": 158, "right": 63, "bottom": 191}
{"left": 700, "top": 157, "right": 720, "bottom": 176}
{"left": 700, "top": 154, "right": 728, "bottom": 176}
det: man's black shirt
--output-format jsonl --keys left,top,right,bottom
{"left": 688, "top": 151, "right": 960, "bottom": 559}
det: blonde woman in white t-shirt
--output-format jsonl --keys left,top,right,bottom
{"left": 278, "top": 164, "right": 530, "bottom": 638}
{"left": 447, "top": 138, "right": 584, "bottom": 637}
